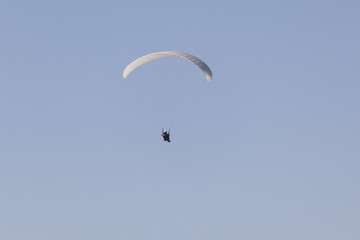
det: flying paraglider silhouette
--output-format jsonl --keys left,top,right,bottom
{"left": 123, "top": 51, "right": 212, "bottom": 142}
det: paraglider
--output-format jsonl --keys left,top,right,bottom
{"left": 161, "top": 129, "right": 171, "bottom": 142}
{"left": 123, "top": 51, "right": 212, "bottom": 142}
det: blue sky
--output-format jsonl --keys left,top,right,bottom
{"left": 1, "top": 1, "right": 359, "bottom": 239}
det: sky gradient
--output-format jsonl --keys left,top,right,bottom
{"left": 1, "top": 1, "right": 359, "bottom": 239}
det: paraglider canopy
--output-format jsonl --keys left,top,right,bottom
{"left": 123, "top": 51, "right": 212, "bottom": 82}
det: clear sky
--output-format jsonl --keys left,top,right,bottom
{"left": 1, "top": 0, "right": 359, "bottom": 239}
